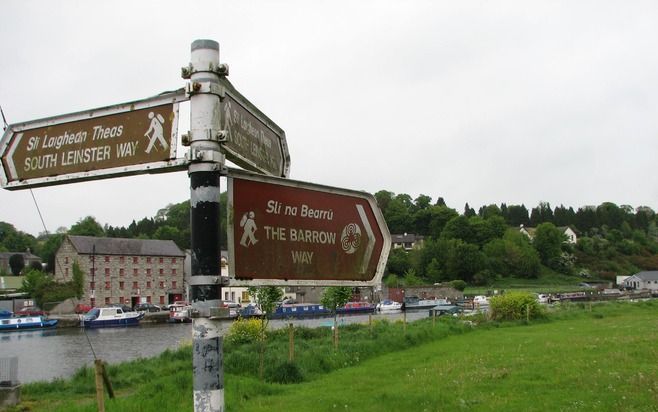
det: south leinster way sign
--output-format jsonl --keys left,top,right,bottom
{"left": 0, "top": 90, "right": 187, "bottom": 190}
{"left": 227, "top": 168, "right": 391, "bottom": 287}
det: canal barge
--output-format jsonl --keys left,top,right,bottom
{"left": 0, "top": 315, "right": 58, "bottom": 331}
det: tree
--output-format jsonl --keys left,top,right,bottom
{"left": 9, "top": 253, "right": 25, "bottom": 275}
{"left": 386, "top": 247, "right": 411, "bottom": 276}
{"left": 505, "top": 204, "right": 530, "bottom": 227}
{"left": 533, "top": 223, "right": 565, "bottom": 270}
{"left": 247, "top": 286, "right": 284, "bottom": 380}
{"left": 321, "top": 286, "right": 353, "bottom": 349}
{"left": 69, "top": 216, "right": 104, "bottom": 237}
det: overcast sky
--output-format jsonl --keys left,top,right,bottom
{"left": 1, "top": 0, "right": 657, "bottom": 237}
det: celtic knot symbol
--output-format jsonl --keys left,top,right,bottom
{"left": 341, "top": 223, "right": 362, "bottom": 254}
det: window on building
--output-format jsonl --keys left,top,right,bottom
{"left": 147, "top": 296, "right": 152, "bottom": 303}
{"left": 90, "top": 298, "right": 96, "bottom": 307}
{"left": 105, "top": 256, "right": 110, "bottom": 263}
{"left": 119, "top": 268, "right": 124, "bottom": 276}
{"left": 133, "top": 268, "right": 139, "bottom": 276}
{"left": 159, "top": 281, "right": 164, "bottom": 289}
{"left": 159, "top": 268, "right": 164, "bottom": 275}
{"left": 105, "top": 297, "right": 110, "bottom": 305}
{"left": 172, "top": 281, "right": 177, "bottom": 289}
{"left": 119, "top": 281, "right": 124, "bottom": 290}
{"left": 159, "top": 257, "right": 164, "bottom": 264}
{"left": 119, "top": 296, "right": 125, "bottom": 304}
{"left": 133, "top": 256, "right": 138, "bottom": 264}
{"left": 159, "top": 296, "right": 165, "bottom": 305}
{"left": 65, "top": 268, "right": 69, "bottom": 276}
{"left": 224, "top": 291, "right": 229, "bottom": 300}
{"left": 119, "top": 256, "right": 125, "bottom": 264}
{"left": 146, "top": 281, "right": 151, "bottom": 289}
{"left": 146, "top": 268, "right": 152, "bottom": 276}
{"left": 90, "top": 281, "right": 95, "bottom": 290}
{"left": 146, "top": 257, "right": 152, "bottom": 264}
{"left": 105, "top": 268, "right": 110, "bottom": 276}
{"left": 105, "top": 281, "right": 110, "bottom": 290}
{"left": 89, "top": 256, "right": 95, "bottom": 263}
{"left": 65, "top": 257, "right": 69, "bottom": 264}
{"left": 132, "top": 281, "right": 138, "bottom": 289}
{"left": 172, "top": 258, "right": 177, "bottom": 264}
{"left": 172, "top": 269, "right": 177, "bottom": 275}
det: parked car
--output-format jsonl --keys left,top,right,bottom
{"left": 134, "top": 303, "right": 162, "bottom": 312}
{"left": 220, "top": 300, "right": 241, "bottom": 309}
{"left": 107, "top": 303, "right": 133, "bottom": 313}
{"left": 74, "top": 303, "right": 92, "bottom": 314}
{"left": 15, "top": 306, "right": 46, "bottom": 316}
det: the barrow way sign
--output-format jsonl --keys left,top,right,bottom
{"left": 227, "top": 169, "right": 391, "bottom": 287}
{"left": 0, "top": 91, "right": 186, "bottom": 190}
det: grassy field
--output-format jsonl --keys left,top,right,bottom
{"left": 8, "top": 300, "right": 658, "bottom": 412}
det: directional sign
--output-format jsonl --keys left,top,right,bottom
{"left": 219, "top": 77, "right": 290, "bottom": 178}
{"left": 227, "top": 169, "right": 391, "bottom": 287}
{"left": 0, "top": 91, "right": 187, "bottom": 190}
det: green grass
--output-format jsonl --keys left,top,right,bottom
{"left": 464, "top": 272, "right": 597, "bottom": 295}
{"left": 10, "top": 301, "right": 658, "bottom": 411}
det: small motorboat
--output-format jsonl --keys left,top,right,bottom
{"left": 81, "top": 306, "right": 143, "bottom": 328}
{"left": 376, "top": 300, "right": 403, "bottom": 312}
{"left": 0, "top": 315, "right": 58, "bottom": 332}
{"left": 168, "top": 302, "right": 192, "bottom": 323}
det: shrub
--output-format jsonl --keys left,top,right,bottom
{"left": 489, "top": 291, "right": 543, "bottom": 321}
{"left": 226, "top": 318, "right": 262, "bottom": 344}
{"left": 449, "top": 279, "right": 467, "bottom": 291}
{"left": 265, "top": 361, "right": 304, "bottom": 384}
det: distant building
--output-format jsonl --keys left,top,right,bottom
{"left": 54, "top": 235, "right": 185, "bottom": 308}
{"left": 391, "top": 233, "right": 425, "bottom": 251}
{"left": 623, "top": 271, "right": 658, "bottom": 292}
{"left": 519, "top": 225, "right": 577, "bottom": 244}
{"left": 0, "top": 252, "right": 42, "bottom": 275}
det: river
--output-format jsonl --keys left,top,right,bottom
{"left": 2, "top": 310, "right": 428, "bottom": 384}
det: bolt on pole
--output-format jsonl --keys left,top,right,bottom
{"left": 186, "top": 39, "right": 225, "bottom": 412}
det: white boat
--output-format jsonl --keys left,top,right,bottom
{"left": 81, "top": 307, "right": 144, "bottom": 328}
{"left": 376, "top": 300, "right": 403, "bottom": 312}
{"left": 169, "top": 302, "right": 192, "bottom": 323}
{"left": 403, "top": 296, "right": 451, "bottom": 310}
{"left": 473, "top": 295, "right": 490, "bottom": 306}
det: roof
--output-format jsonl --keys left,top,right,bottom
{"left": 630, "top": 271, "right": 658, "bottom": 281}
{"left": 391, "top": 233, "right": 424, "bottom": 243}
{"left": 68, "top": 235, "right": 184, "bottom": 257}
{"left": 0, "top": 252, "right": 42, "bottom": 260}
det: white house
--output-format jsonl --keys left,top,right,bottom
{"left": 519, "top": 225, "right": 577, "bottom": 244}
{"left": 391, "top": 233, "right": 425, "bottom": 251}
{"left": 623, "top": 271, "right": 658, "bottom": 292}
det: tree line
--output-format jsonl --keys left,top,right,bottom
{"left": 376, "top": 190, "right": 658, "bottom": 286}
{"left": 1, "top": 191, "right": 657, "bottom": 285}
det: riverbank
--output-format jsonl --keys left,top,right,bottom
{"left": 7, "top": 299, "right": 658, "bottom": 411}
{"left": 49, "top": 311, "right": 171, "bottom": 328}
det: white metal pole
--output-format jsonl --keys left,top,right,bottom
{"left": 186, "top": 39, "right": 225, "bottom": 412}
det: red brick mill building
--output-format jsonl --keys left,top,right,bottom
{"left": 54, "top": 235, "right": 185, "bottom": 308}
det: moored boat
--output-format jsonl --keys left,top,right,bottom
{"left": 336, "top": 301, "right": 376, "bottom": 314}
{"left": 376, "top": 300, "right": 403, "bottom": 312}
{"left": 0, "top": 315, "right": 58, "bottom": 331}
{"left": 271, "top": 303, "right": 329, "bottom": 319}
{"left": 81, "top": 307, "right": 144, "bottom": 328}
{"left": 403, "top": 296, "right": 451, "bottom": 310}
{"left": 168, "top": 302, "right": 192, "bottom": 323}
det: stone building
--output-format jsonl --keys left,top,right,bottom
{"left": 54, "top": 235, "right": 185, "bottom": 308}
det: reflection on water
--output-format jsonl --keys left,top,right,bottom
{"left": 2, "top": 310, "right": 427, "bottom": 384}
{"left": 2, "top": 323, "right": 193, "bottom": 383}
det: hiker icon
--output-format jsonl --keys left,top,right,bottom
{"left": 240, "top": 211, "right": 258, "bottom": 247}
{"left": 144, "top": 112, "right": 168, "bottom": 153}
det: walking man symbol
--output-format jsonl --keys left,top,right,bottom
{"left": 144, "top": 112, "right": 168, "bottom": 153}
{"left": 240, "top": 211, "right": 258, "bottom": 247}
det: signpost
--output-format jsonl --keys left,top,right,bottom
{"left": 218, "top": 77, "right": 290, "bottom": 178}
{"left": 0, "top": 90, "right": 187, "bottom": 189}
{"left": 227, "top": 168, "right": 391, "bottom": 287}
